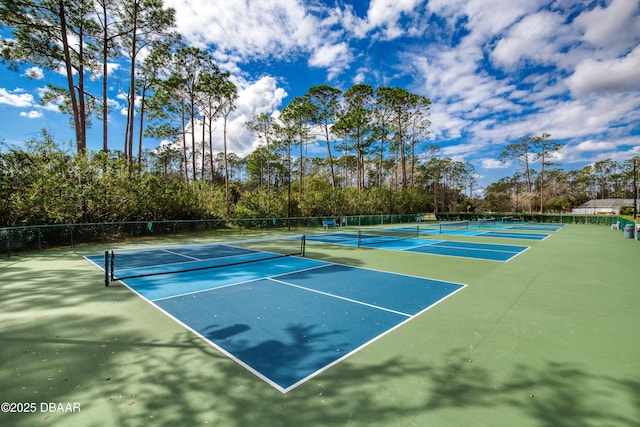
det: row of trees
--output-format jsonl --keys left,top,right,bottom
{"left": 0, "top": 0, "right": 178, "bottom": 156}
{"left": 484, "top": 155, "right": 640, "bottom": 214}
{"left": 241, "top": 84, "right": 438, "bottom": 207}
{"left": 2, "top": 2, "right": 635, "bottom": 226}
{"left": 0, "top": 1, "right": 481, "bottom": 226}
{"left": 0, "top": 132, "right": 479, "bottom": 226}
{"left": 0, "top": 1, "right": 445, "bottom": 210}
{"left": 3, "top": 130, "right": 636, "bottom": 227}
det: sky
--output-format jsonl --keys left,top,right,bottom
{"left": 1, "top": 0, "right": 639, "bottom": 193}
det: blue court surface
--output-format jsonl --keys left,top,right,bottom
{"left": 417, "top": 226, "right": 550, "bottom": 240}
{"left": 471, "top": 230, "right": 549, "bottom": 240}
{"left": 470, "top": 221, "right": 564, "bottom": 232}
{"left": 307, "top": 232, "right": 529, "bottom": 261}
{"left": 86, "top": 245, "right": 465, "bottom": 393}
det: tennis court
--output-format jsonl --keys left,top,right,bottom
{"left": 307, "top": 229, "right": 529, "bottom": 261}
{"left": 469, "top": 219, "right": 565, "bottom": 232}
{"left": 469, "top": 230, "right": 549, "bottom": 240}
{"left": 416, "top": 221, "right": 551, "bottom": 240}
{"left": 2, "top": 223, "right": 639, "bottom": 427}
{"left": 484, "top": 224, "right": 563, "bottom": 232}
{"left": 85, "top": 237, "right": 465, "bottom": 392}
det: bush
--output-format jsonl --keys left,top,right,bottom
{"left": 619, "top": 206, "right": 635, "bottom": 216}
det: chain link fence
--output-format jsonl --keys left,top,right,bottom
{"left": 0, "top": 214, "right": 420, "bottom": 256}
{"left": 4, "top": 213, "right": 636, "bottom": 257}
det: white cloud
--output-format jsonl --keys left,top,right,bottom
{"left": 308, "top": 42, "right": 352, "bottom": 79}
{"left": 198, "top": 76, "right": 288, "bottom": 156}
{"left": 566, "top": 45, "right": 640, "bottom": 96}
{"left": 233, "top": 76, "right": 287, "bottom": 117}
{"left": 165, "top": 0, "right": 351, "bottom": 81}
{"left": 574, "top": 140, "right": 618, "bottom": 153}
{"left": 0, "top": 88, "right": 35, "bottom": 107}
{"left": 491, "top": 11, "right": 571, "bottom": 69}
{"left": 350, "top": 0, "right": 422, "bottom": 39}
{"left": 481, "top": 158, "right": 509, "bottom": 169}
{"left": 90, "top": 62, "right": 121, "bottom": 80}
{"left": 574, "top": 0, "right": 640, "bottom": 53}
{"left": 165, "top": 0, "right": 317, "bottom": 59}
{"left": 455, "top": 0, "right": 542, "bottom": 45}
{"left": 19, "top": 110, "right": 43, "bottom": 119}
{"left": 401, "top": 0, "right": 639, "bottom": 183}
{"left": 22, "top": 67, "right": 44, "bottom": 80}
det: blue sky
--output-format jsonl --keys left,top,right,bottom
{"left": 1, "top": 0, "right": 639, "bottom": 192}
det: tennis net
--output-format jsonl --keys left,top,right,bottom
{"left": 439, "top": 221, "right": 469, "bottom": 234}
{"left": 357, "top": 226, "right": 419, "bottom": 247}
{"left": 477, "top": 217, "right": 496, "bottom": 227}
{"left": 107, "top": 235, "right": 306, "bottom": 283}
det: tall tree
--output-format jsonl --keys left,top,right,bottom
{"left": 593, "top": 159, "right": 616, "bottom": 199}
{"left": 372, "top": 88, "right": 393, "bottom": 188}
{"left": 376, "top": 87, "right": 431, "bottom": 189}
{"left": 215, "top": 79, "right": 238, "bottom": 213}
{"left": 93, "top": 0, "right": 120, "bottom": 152}
{"left": 280, "top": 96, "right": 315, "bottom": 198}
{"left": 196, "top": 68, "right": 231, "bottom": 181}
{"left": 145, "top": 72, "right": 189, "bottom": 181}
{"left": 407, "top": 106, "right": 432, "bottom": 187}
{"left": 135, "top": 39, "right": 175, "bottom": 166}
{"left": 0, "top": 0, "right": 100, "bottom": 153}
{"left": 117, "top": 0, "right": 175, "bottom": 162}
{"left": 500, "top": 136, "right": 535, "bottom": 214}
{"left": 171, "top": 46, "right": 215, "bottom": 181}
{"left": 532, "top": 132, "right": 563, "bottom": 213}
{"left": 246, "top": 113, "right": 277, "bottom": 196}
{"left": 305, "top": 85, "right": 342, "bottom": 189}
{"left": 333, "top": 84, "right": 375, "bottom": 191}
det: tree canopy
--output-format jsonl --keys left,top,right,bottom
{"left": 1, "top": 1, "right": 637, "bottom": 227}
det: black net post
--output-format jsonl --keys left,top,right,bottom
{"left": 110, "top": 250, "right": 115, "bottom": 283}
{"left": 104, "top": 250, "right": 109, "bottom": 287}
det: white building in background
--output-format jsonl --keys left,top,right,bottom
{"left": 571, "top": 199, "right": 638, "bottom": 215}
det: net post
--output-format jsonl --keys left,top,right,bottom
{"left": 416, "top": 225, "right": 420, "bottom": 238}
{"left": 110, "top": 250, "right": 114, "bottom": 283}
{"left": 357, "top": 230, "right": 362, "bottom": 247}
{"left": 104, "top": 250, "right": 109, "bottom": 287}
{"left": 301, "top": 235, "right": 306, "bottom": 257}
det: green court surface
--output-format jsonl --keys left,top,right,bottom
{"left": 1, "top": 224, "right": 639, "bottom": 426}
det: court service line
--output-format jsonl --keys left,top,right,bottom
{"left": 150, "top": 259, "right": 332, "bottom": 302}
{"left": 160, "top": 248, "right": 202, "bottom": 261}
{"left": 268, "top": 276, "right": 412, "bottom": 318}
{"left": 432, "top": 242, "right": 527, "bottom": 254}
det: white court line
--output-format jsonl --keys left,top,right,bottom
{"left": 104, "top": 255, "right": 468, "bottom": 394}
{"left": 432, "top": 242, "right": 527, "bottom": 254}
{"left": 268, "top": 276, "right": 412, "bottom": 318}
{"left": 160, "top": 248, "right": 202, "bottom": 261}
{"left": 150, "top": 260, "right": 331, "bottom": 302}
{"left": 114, "top": 249, "right": 270, "bottom": 276}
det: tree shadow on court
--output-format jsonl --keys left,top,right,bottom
{"left": 3, "top": 249, "right": 638, "bottom": 426}
{"left": 3, "top": 304, "right": 639, "bottom": 426}
{"left": 100, "top": 336, "right": 640, "bottom": 427}
{"left": 0, "top": 250, "right": 120, "bottom": 314}
{"left": 0, "top": 313, "right": 212, "bottom": 427}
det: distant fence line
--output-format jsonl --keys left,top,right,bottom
{"left": 0, "top": 213, "right": 630, "bottom": 257}
{"left": 433, "top": 212, "right": 621, "bottom": 225}
{"left": 0, "top": 215, "right": 417, "bottom": 256}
